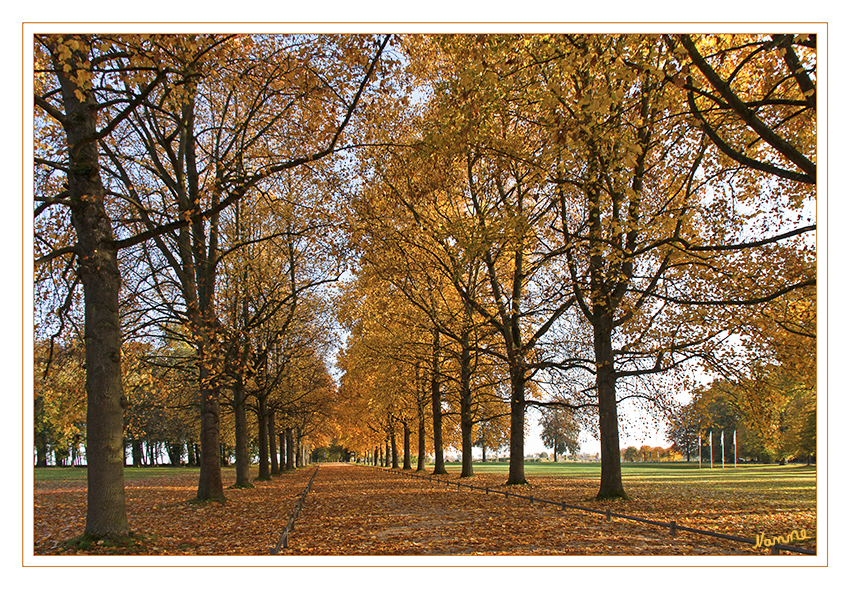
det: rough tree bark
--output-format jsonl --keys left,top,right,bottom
{"left": 255, "top": 395, "right": 270, "bottom": 480}
{"left": 390, "top": 419, "right": 399, "bottom": 469}
{"left": 50, "top": 40, "right": 130, "bottom": 538}
{"left": 505, "top": 362, "right": 527, "bottom": 485}
{"left": 286, "top": 427, "right": 295, "bottom": 470}
{"left": 416, "top": 364, "right": 428, "bottom": 472}
{"left": 430, "top": 328, "right": 448, "bottom": 475}
{"left": 402, "top": 421, "right": 412, "bottom": 470}
{"left": 269, "top": 409, "right": 279, "bottom": 475}
{"left": 296, "top": 429, "right": 304, "bottom": 467}
{"left": 233, "top": 377, "right": 253, "bottom": 488}
{"left": 459, "top": 326, "right": 474, "bottom": 478}
{"left": 594, "top": 317, "right": 628, "bottom": 499}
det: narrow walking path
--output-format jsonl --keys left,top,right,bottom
{"left": 281, "top": 463, "right": 753, "bottom": 555}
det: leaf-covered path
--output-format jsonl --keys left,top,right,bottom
{"left": 281, "top": 463, "right": 768, "bottom": 555}
{"left": 33, "top": 466, "right": 319, "bottom": 555}
{"left": 33, "top": 462, "right": 814, "bottom": 556}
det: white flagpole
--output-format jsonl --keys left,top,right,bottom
{"left": 721, "top": 430, "right": 725, "bottom": 468}
{"left": 699, "top": 430, "right": 702, "bottom": 469}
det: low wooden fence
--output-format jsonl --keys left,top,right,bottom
{"left": 270, "top": 465, "right": 320, "bottom": 554}
{"left": 376, "top": 466, "right": 816, "bottom": 556}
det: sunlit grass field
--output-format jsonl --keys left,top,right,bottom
{"left": 34, "top": 465, "right": 207, "bottom": 482}
{"left": 446, "top": 459, "right": 815, "bottom": 480}
{"left": 445, "top": 460, "right": 815, "bottom": 491}
{"left": 437, "top": 460, "right": 817, "bottom": 514}
{"left": 34, "top": 460, "right": 817, "bottom": 488}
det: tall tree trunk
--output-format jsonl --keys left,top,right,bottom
{"left": 506, "top": 362, "right": 527, "bottom": 485}
{"left": 296, "top": 429, "right": 303, "bottom": 467}
{"left": 132, "top": 440, "right": 143, "bottom": 467}
{"left": 232, "top": 293, "right": 252, "bottom": 487}
{"left": 35, "top": 441, "right": 48, "bottom": 468}
{"left": 167, "top": 443, "right": 182, "bottom": 466}
{"left": 430, "top": 329, "right": 447, "bottom": 475}
{"left": 459, "top": 329, "right": 474, "bottom": 478}
{"left": 257, "top": 395, "right": 270, "bottom": 480}
{"left": 595, "top": 318, "right": 628, "bottom": 499}
{"left": 52, "top": 43, "right": 129, "bottom": 537}
{"left": 417, "top": 428, "right": 427, "bottom": 470}
{"left": 196, "top": 366, "right": 225, "bottom": 500}
{"left": 402, "top": 421, "right": 412, "bottom": 470}
{"left": 583, "top": 164, "right": 629, "bottom": 499}
{"left": 417, "top": 377, "right": 427, "bottom": 472}
{"left": 190, "top": 251, "right": 225, "bottom": 495}
{"left": 268, "top": 409, "right": 279, "bottom": 475}
{"left": 35, "top": 397, "right": 48, "bottom": 467}
{"left": 390, "top": 421, "right": 399, "bottom": 469}
{"left": 279, "top": 432, "right": 286, "bottom": 470}
{"left": 286, "top": 427, "right": 295, "bottom": 470}
{"left": 172, "top": 85, "right": 225, "bottom": 502}
{"left": 233, "top": 378, "right": 252, "bottom": 487}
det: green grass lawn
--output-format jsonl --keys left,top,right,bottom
{"left": 32, "top": 465, "right": 310, "bottom": 483}
{"left": 34, "top": 465, "right": 205, "bottom": 483}
{"left": 445, "top": 460, "right": 816, "bottom": 481}
{"left": 34, "top": 460, "right": 816, "bottom": 485}
{"left": 441, "top": 460, "right": 816, "bottom": 505}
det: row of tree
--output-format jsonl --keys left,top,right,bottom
{"left": 621, "top": 446, "right": 683, "bottom": 462}
{"left": 33, "top": 33, "right": 815, "bottom": 542}
{"left": 34, "top": 33, "right": 396, "bottom": 540}
{"left": 668, "top": 376, "right": 816, "bottom": 464}
{"left": 667, "top": 259, "right": 816, "bottom": 465}
{"left": 34, "top": 335, "right": 327, "bottom": 472}
{"left": 329, "top": 34, "right": 815, "bottom": 499}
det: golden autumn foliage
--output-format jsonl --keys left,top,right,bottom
{"left": 33, "top": 32, "right": 816, "bottom": 548}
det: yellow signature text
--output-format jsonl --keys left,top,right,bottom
{"left": 754, "top": 529, "right": 809, "bottom": 549}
